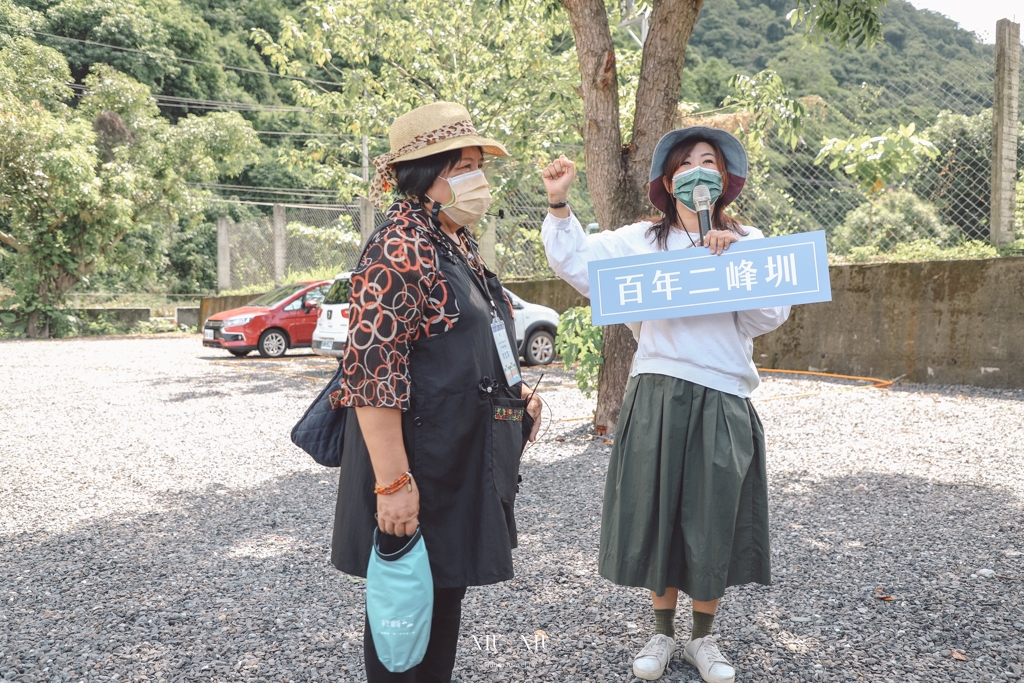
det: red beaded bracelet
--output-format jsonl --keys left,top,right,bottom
{"left": 374, "top": 472, "right": 412, "bottom": 496}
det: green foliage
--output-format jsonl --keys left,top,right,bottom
{"left": 0, "top": 34, "right": 73, "bottom": 108}
{"left": 251, "top": 0, "right": 582, "bottom": 201}
{"left": 764, "top": 39, "right": 839, "bottom": 98}
{"left": 735, "top": 151, "right": 821, "bottom": 237}
{"left": 679, "top": 56, "right": 738, "bottom": 109}
{"left": 285, "top": 216, "right": 361, "bottom": 275}
{"left": 555, "top": 306, "right": 603, "bottom": 398}
{"left": 0, "top": 42, "right": 260, "bottom": 336}
{"left": 913, "top": 111, "right": 1024, "bottom": 241}
{"left": 0, "top": 310, "right": 27, "bottom": 337}
{"left": 723, "top": 70, "right": 806, "bottom": 153}
{"left": 1017, "top": 171, "right": 1024, "bottom": 239}
{"left": 815, "top": 123, "right": 938, "bottom": 194}
{"left": 832, "top": 189, "right": 956, "bottom": 254}
{"left": 166, "top": 222, "right": 216, "bottom": 293}
{"left": 39, "top": 0, "right": 241, "bottom": 104}
{"left": 715, "top": 70, "right": 812, "bottom": 236}
{"left": 492, "top": 219, "right": 552, "bottom": 281}
{"left": 683, "top": 0, "right": 992, "bottom": 120}
{"left": 218, "top": 264, "right": 335, "bottom": 296}
{"left": 788, "top": 0, "right": 887, "bottom": 49}
{"left": 130, "top": 317, "right": 187, "bottom": 334}
{"left": 78, "top": 312, "right": 126, "bottom": 336}
{"left": 839, "top": 238, "right": 999, "bottom": 263}
{"left": 286, "top": 217, "right": 359, "bottom": 248}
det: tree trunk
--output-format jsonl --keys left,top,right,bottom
{"left": 594, "top": 324, "right": 637, "bottom": 429}
{"left": 562, "top": 0, "right": 703, "bottom": 433}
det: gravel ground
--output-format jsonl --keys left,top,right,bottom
{"left": 2, "top": 335, "right": 1023, "bottom": 683}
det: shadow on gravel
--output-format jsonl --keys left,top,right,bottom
{"left": 3, "top": 450, "right": 1023, "bottom": 683}
{"left": 733, "top": 471, "right": 1024, "bottom": 683}
{"left": 884, "top": 381, "right": 1024, "bottom": 403}
{"left": 145, "top": 365, "right": 329, "bottom": 401}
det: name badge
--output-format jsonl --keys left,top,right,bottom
{"left": 490, "top": 317, "right": 522, "bottom": 387}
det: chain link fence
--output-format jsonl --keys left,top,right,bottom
{"left": 219, "top": 203, "right": 386, "bottom": 292}
{"left": 488, "top": 191, "right": 557, "bottom": 281}
{"left": 728, "top": 45, "right": 1024, "bottom": 259}
{"left": 218, "top": 195, "right": 553, "bottom": 291}
{"left": 219, "top": 39, "right": 1021, "bottom": 288}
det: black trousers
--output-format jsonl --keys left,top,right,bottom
{"left": 364, "top": 585, "right": 467, "bottom": 683}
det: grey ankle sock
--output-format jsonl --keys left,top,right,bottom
{"left": 691, "top": 610, "right": 715, "bottom": 640}
{"left": 654, "top": 608, "right": 676, "bottom": 638}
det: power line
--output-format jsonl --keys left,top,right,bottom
{"left": 256, "top": 130, "right": 344, "bottom": 137}
{"left": 208, "top": 198, "right": 351, "bottom": 209}
{"left": 189, "top": 182, "right": 340, "bottom": 198}
{"left": 16, "top": 26, "right": 341, "bottom": 88}
{"left": 67, "top": 82, "right": 313, "bottom": 114}
{"left": 150, "top": 93, "right": 310, "bottom": 113}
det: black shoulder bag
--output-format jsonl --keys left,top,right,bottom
{"left": 290, "top": 219, "right": 392, "bottom": 467}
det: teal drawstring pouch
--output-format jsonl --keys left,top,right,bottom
{"left": 366, "top": 528, "right": 434, "bottom": 673}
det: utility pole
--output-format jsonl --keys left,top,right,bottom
{"left": 217, "top": 216, "right": 231, "bottom": 292}
{"left": 359, "top": 134, "right": 376, "bottom": 245}
{"left": 273, "top": 204, "right": 286, "bottom": 286}
{"left": 990, "top": 18, "right": 1020, "bottom": 246}
{"left": 617, "top": 0, "right": 649, "bottom": 48}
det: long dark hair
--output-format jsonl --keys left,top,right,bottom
{"left": 646, "top": 138, "right": 745, "bottom": 251}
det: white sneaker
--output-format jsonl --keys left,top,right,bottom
{"left": 632, "top": 633, "right": 675, "bottom": 680}
{"left": 682, "top": 635, "right": 736, "bottom": 683}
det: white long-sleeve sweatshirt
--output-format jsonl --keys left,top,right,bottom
{"left": 542, "top": 211, "right": 790, "bottom": 398}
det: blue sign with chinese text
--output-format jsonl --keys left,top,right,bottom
{"left": 588, "top": 231, "right": 831, "bottom": 325}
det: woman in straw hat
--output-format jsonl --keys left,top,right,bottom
{"left": 540, "top": 127, "right": 789, "bottom": 683}
{"left": 331, "top": 102, "right": 542, "bottom": 682}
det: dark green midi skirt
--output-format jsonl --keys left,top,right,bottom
{"left": 598, "top": 373, "right": 771, "bottom": 602}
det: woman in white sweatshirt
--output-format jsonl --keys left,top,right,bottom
{"left": 541, "top": 127, "right": 789, "bottom": 683}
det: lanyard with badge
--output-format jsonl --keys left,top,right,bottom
{"left": 434, "top": 222, "right": 522, "bottom": 388}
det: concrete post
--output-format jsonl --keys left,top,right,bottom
{"left": 991, "top": 19, "right": 1020, "bottom": 246}
{"left": 273, "top": 204, "right": 286, "bottom": 286}
{"left": 216, "top": 216, "right": 231, "bottom": 292}
{"left": 479, "top": 216, "right": 498, "bottom": 271}
{"left": 359, "top": 197, "right": 376, "bottom": 245}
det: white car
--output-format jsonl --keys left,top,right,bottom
{"left": 311, "top": 272, "right": 351, "bottom": 358}
{"left": 504, "top": 288, "right": 559, "bottom": 366}
{"left": 311, "top": 274, "right": 560, "bottom": 366}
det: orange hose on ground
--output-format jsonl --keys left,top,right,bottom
{"left": 759, "top": 368, "right": 894, "bottom": 389}
{"left": 756, "top": 368, "right": 896, "bottom": 402}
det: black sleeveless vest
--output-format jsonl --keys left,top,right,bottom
{"left": 331, "top": 211, "right": 531, "bottom": 587}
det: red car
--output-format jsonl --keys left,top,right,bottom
{"left": 202, "top": 281, "right": 331, "bottom": 357}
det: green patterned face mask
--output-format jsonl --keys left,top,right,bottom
{"left": 672, "top": 167, "right": 723, "bottom": 212}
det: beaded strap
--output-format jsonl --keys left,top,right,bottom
{"left": 374, "top": 472, "right": 413, "bottom": 495}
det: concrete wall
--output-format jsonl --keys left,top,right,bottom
{"left": 175, "top": 307, "right": 200, "bottom": 329}
{"left": 504, "top": 279, "right": 587, "bottom": 314}
{"left": 0, "top": 308, "right": 152, "bottom": 330}
{"left": 754, "top": 257, "right": 1024, "bottom": 389}
{"left": 506, "top": 258, "right": 1024, "bottom": 389}
{"left": 77, "top": 308, "right": 152, "bottom": 328}
{"left": 199, "top": 294, "right": 266, "bottom": 329}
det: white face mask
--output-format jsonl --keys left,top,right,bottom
{"left": 433, "top": 169, "right": 492, "bottom": 226}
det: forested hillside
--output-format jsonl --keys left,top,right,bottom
{"left": 683, "top": 0, "right": 993, "bottom": 108}
{"left": 1, "top": 0, "right": 1015, "bottom": 319}
{"left": 5, "top": 0, "right": 1001, "bottom": 176}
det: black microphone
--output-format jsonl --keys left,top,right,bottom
{"left": 693, "top": 184, "right": 712, "bottom": 246}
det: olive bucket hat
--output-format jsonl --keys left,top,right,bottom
{"left": 648, "top": 126, "right": 748, "bottom": 213}
{"left": 369, "top": 102, "right": 509, "bottom": 209}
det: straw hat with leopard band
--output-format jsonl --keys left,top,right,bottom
{"left": 369, "top": 102, "right": 509, "bottom": 209}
